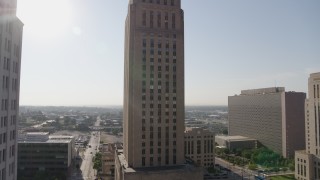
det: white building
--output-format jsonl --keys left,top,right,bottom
{"left": 0, "top": 0, "right": 23, "bottom": 179}
{"left": 295, "top": 72, "right": 320, "bottom": 180}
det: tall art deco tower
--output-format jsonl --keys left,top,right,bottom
{"left": 123, "top": 0, "right": 185, "bottom": 168}
{"left": 0, "top": 0, "right": 23, "bottom": 179}
{"left": 116, "top": 0, "right": 202, "bottom": 179}
{"left": 295, "top": 72, "right": 320, "bottom": 180}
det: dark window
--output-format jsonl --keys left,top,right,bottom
{"left": 157, "top": 12, "right": 161, "bottom": 27}
{"left": 172, "top": 13, "right": 176, "bottom": 29}
{"left": 142, "top": 11, "right": 146, "bottom": 26}
{"left": 150, "top": 11, "right": 154, "bottom": 28}
{"left": 150, "top": 132, "right": 154, "bottom": 139}
{"left": 142, "top": 157, "right": 145, "bottom": 166}
{"left": 143, "top": 39, "right": 146, "bottom": 47}
{"left": 150, "top": 157, "right": 154, "bottom": 166}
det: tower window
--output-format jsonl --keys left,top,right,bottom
{"left": 142, "top": 157, "right": 146, "bottom": 166}
{"left": 142, "top": 11, "right": 146, "bottom": 26}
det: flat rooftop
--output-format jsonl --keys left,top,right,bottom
{"left": 240, "top": 87, "right": 285, "bottom": 95}
{"left": 26, "top": 132, "right": 49, "bottom": 135}
{"left": 216, "top": 135, "right": 257, "bottom": 141}
{"left": 116, "top": 150, "right": 199, "bottom": 173}
{"left": 19, "top": 134, "right": 73, "bottom": 143}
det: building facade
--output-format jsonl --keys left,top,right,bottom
{"left": 17, "top": 133, "right": 75, "bottom": 180}
{"left": 116, "top": 0, "right": 202, "bottom": 179}
{"left": 295, "top": 72, "right": 320, "bottom": 180}
{"left": 229, "top": 87, "right": 306, "bottom": 158}
{"left": 0, "top": 0, "right": 23, "bottom": 179}
{"left": 215, "top": 135, "right": 257, "bottom": 150}
{"left": 184, "top": 127, "right": 215, "bottom": 168}
{"left": 100, "top": 143, "right": 122, "bottom": 179}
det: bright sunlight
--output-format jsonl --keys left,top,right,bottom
{"left": 17, "top": 0, "right": 73, "bottom": 39}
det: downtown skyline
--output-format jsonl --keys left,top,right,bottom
{"left": 17, "top": 0, "right": 320, "bottom": 106}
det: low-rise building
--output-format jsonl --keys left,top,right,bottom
{"left": 18, "top": 132, "right": 75, "bottom": 179}
{"left": 115, "top": 149, "right": 203, "bottom": 180}
{"left": 101, "top": 143, "right": 122, "bottom": 179}
{"left": 215, "top": 135, "right": 257, "bottom": 150}
{"left": 184, "top": 127, "right": 215, "bottom": 167}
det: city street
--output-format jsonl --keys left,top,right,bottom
{"left": 215, "top": 157, "right": 255, "bottom": 180}
{"left": 71, "top": 117, "right": 101, "bottom": 180}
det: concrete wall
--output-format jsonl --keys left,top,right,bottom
{"left": 229, "top": 90, "right": 305, "bottom": 158}
{"left": 229, "top": 92, "right": 283, "bottom": 155}
{"left": 295, "top": 151, "right": 313, "bottom": 180}
{"left": 284, "top": 92, "right": 306, "bottom": 157}
{"left": 227, "top": 140, "right": 256, "bottom": 150}
{"left": 184, "top": 128, "right": 215, "bottom": 167}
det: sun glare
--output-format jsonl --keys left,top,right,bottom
{"left": 17, "top": 0, "right": 72, "bottom": 39}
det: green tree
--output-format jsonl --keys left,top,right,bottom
{"left": 93, "top": 152, "right": 103, "bottom": 172}
{"left": 222, "top": 129, "right": 228, "bottom": 135}
{"left": 248, "top": 163, "right": 257, "bottom": 170}
{"left": 241, "top": 149, "right": 252, "bottom": 159}
{"left": 289, "top": 162, "right": 295, "bottom": 171}
{"left": 282, "top": 167, "right": 288, "bottom": 172}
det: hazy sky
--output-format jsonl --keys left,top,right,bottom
{"left": 17, "top": 0, "right": 320, "bottom": 106}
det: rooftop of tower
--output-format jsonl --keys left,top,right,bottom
{"left": 240, "top": 87, "right": 285, "bottom": 96}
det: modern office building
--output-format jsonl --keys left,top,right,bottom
{"left": 184, "top": 127, "right": 215, "bottom": 168}
{"left": 0, "top": 0, "right": 23, "bottom": 179}
{"left": 295, "top": 72, "right": 320, "bottom": 180}
{"left": 229, "top": 87, "right": 306, "bottom": 158}
{"left": 17, "top": 132, "right": 75, "bottom": 180}
{"left": 115, "top": 0, "right": 202, "bottom": 179}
